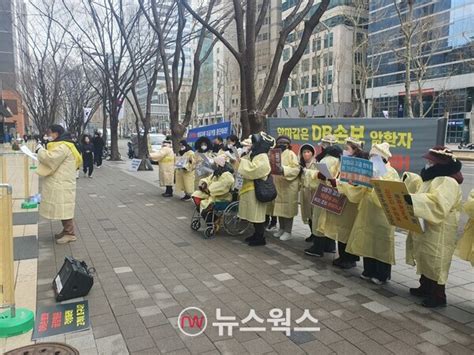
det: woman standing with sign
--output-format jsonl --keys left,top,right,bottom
{"left": 238, "top": 132, "right": 275, "bottom": 246}
{"left": 343, "top": 143, "right": 400, "bottom": 284}
{"left": 175, "top": 140, "right": 195, "bottom": 201}
{"left": 299, "top": 144, "right": 317, "bottom": 242}
{"left": 271, "top": 136, "right": 301, "bottom": 241}
{"left": 317, "top": 137, "right": 366, "bottom": 268}
{"left": 150, "top": 138, "right": 175, "bottom": 197}
{"left": 405, "top": 146, "right": 463, "bottom": 308}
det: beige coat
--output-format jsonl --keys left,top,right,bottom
{"left": 312, "top": 155, "right": 340, "bottom": 236}
{"left": 238, "top": 154, "right": 271, "bottom": 223}
{"left": 192, "top": 171, "right": 235, "bottom": 210}
{"left": 37, "top": 144, "right": 77, "bottom": 220}
{"left": 273, "top": 149, "right": 301, "bottom": 218}
{"left": 175, "top": 150, "right": 195, "bottom": 194}
{"left": 344, "top": 166, "right": 400, "bottom": 265}
{"left": 150, "top": 146, "right": 175, "bottom": 186}
{"left": 300, "top": 160, "right": 318, "bottom": 224}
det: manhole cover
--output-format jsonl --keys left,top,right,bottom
{"left": 5, "top": 342, "right": 79, "bottom": 355}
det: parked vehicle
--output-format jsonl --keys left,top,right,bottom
{"left": 458, "top": 140, "right": 474, "bottom": 150}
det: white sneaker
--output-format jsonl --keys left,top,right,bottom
{"left": 371, "top": 277, "right": 385, "bottom": 285}
{"left": 279, "top": 232, "right": 293, "bottom": 241}
{"left": 273, "top": 229, "right": 284, "bottom": 238}
{"left": 265, "top": 224, "right": 277, "bottom": 232}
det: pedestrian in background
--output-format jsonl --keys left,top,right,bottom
{"left": 81, "top": 134, "right": 94, "bottom": 178}
{"left": 175, "top": 139, "right": 195, "bottom": 201}
{"left": 92, "top": 132, "right": 105, "bottom": 168}
{"left": 35, "top": 125, "right": 82, "bottom": 244}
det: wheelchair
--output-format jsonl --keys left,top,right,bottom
{"left": 190, "top": 191, "right": 250, "bottom": 238}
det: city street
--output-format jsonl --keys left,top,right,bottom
{"left": 33, "top": 151, "right": 474, "bottom": 354}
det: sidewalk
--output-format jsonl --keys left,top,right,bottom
{"left": 32, "top": 160, "right": 473, "bottom": 354}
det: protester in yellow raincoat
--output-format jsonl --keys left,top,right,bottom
{"left": 238, "top": 132, "right": 275, "bottom": 246}
{"left": 405, "top": 146, "right": 463, "bottom": 308}
{"left": 194, "top": 137, "right": 214, "bottom": 190}
{"left": 299, "top": 144, "right": 317, "bottom": 239}
{"left": 317, "top": 137, "right": 367, "bottom": 268}
{"left": 175, "top": 139, "right": 195, "bottom": 201}
{"left": 456, "top": 189, "right": 474, "bottom": 266}
{"left": 343, "top": 143, "right": 400, "bottom": 284}
{"left": 271, "top": 136, "right": 301, "bottom": 241}
{"left": 402, "top": 171, "right": 422, "bottom": 266}
{"left": 35, "top": 125, "right": 82, "bottom": 244}
{"left": 149, "top": 138, "right": 175, "bottom": 197}
{"left": 192, "top": 155, "right": 234, "bottom": 223}
{"left": 302, "top": 135, "right": 339, "bottom": 257}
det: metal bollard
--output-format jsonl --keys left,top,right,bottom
{"left": 0, "top": 184, "right": 14, "bottom": 312}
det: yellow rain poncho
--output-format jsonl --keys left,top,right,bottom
{"left": 300, "top": 160, "right": 318, "bottom": 224}
{"left": 403, "top": 172, "right": 423, "bottom": 265}
{"left": 37, "top": 142, "right": 82, "bottom": 220}
{"left": 194, "top": 151, "right": 214, "bottom": 190}
{"left": 310, "top": 155, "right": 340, "bottom": 234}
{"left": 238, "top": 154, "right": 271, "bottom": 223}
{"left": 150, "top": 145, "right": 175, "bottom": 186}
{"left": 175, "top": 150, "right": 195, "bottom": 194}
{"left": 456, "top": 189, "right": 474, "bottom": 266}
{"left": 345, "top": 166, "right": 400, "bottom": 264}
{"left": 273, "top": 149, "right": 301, "bottom": 218}
{"left": 192, "top": 171, "right": 234, "bottom": 210}
{"left": 409, "top": 176, "right": 463, "bottom": 285}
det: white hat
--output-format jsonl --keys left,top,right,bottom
{"left": 214, "top": 155, "right": 226, "bottom": 167}
{"left": 321, "top": 134, "right": 337, "bottom": 145}
{"left": 370, "top": 142, "right": 392, "bottom": 160}
{"left": 241, "top": 138, "right": 252, "bottom": 147}
{"left": 345, "top": 137, "right": 363, "bottom": 149}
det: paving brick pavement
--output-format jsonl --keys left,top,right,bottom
{"left": 35, "top": 160, "right": 474, "bottom": 354}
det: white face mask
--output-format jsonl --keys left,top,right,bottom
{"left": 201, "top": 145, "right": 207, "bottom": 150}
{"left": 47, "top": 136, "right": 54, "bottom": 141}
{"left": 343, "top": 150, "right": 351, "bottom": 157}
{"left": 425, "top": 162, "right": 434, "bottom": 170}
{"left": 180, "top": 146, "right": 186, "bottom": 151}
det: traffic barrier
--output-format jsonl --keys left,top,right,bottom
{"left": 0, "top": 184, "right": 34, "bottom": 338}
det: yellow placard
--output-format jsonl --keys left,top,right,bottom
{"left": 371, "top": 179, "right": 424, "bottom": 234}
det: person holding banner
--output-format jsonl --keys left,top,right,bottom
{"left": 149, "top": 138, "right": 175, "bottom": 197}
{"left": 317, "top": 137, "right": 365, "bottom": 268}
{"left": 456, "top": 189, "right": 474, "bottom": 266}
{"left": 194, "top": 137, "right": 214, "bottom": 190}
{"left": 175, "top": 140, "right": 195, "bottom": 201}
{"left": 272, "top": 136, "right": 301, "bottom": 241}
{"left": 298, "top": 144, "right": 318, "bottom": 242}
{"left": 405, "top": 146, "right": 463, "bottom": 308}
{"left": 238, "top": 132, "right": 275, "bottom": 246}
{"left": 305, "top": 135, "right": 341, "bottom": 257}
{"left": 343, "top": 143, "right": 400, "bottom": 284}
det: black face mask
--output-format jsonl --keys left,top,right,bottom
{"left": 277, "top": 144, "right": 287, "bottom": 152}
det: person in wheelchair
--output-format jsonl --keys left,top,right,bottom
{"left": 192, "top": 155, "right": 235, "bottom": 224}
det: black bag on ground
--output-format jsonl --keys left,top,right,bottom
{"left": 254, "top": 175, "right": 277, "bottom": 202}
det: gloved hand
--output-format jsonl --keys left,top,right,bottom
{"left": 35, "top": 143, "right": 43, "bottom": 153}
{"left": 317, "top": 172, "right": 327, "bottom": 181}
{"left": 404, "top": 194, "right": 413, "bottom": 205}
{"left": 328, "top": 179, "right": 337, "bottom": 188}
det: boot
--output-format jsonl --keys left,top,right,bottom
{"left": 181, "top": 194, "right": 192, "bottom": 201}
{"left": 248, "top": 237, "right": 266, "bottom": 246}
{"left": 324, "top": 238, "right": 336, "bottom": 253}
{"left": 410, "top": 275, "right": 430, "bottom": 298}
{"left": 162, "top": 186, "right": 173, "bottom": 197}
{"left": 304, "top": 244, "right": 323, "bottom": 257}
{"left": 54, "top": 231, "right": 65, "bottom": 240}
{"left": 305, "top": 234, "right": 316, "bottom": 243}
{"left": 245, "top": 234, "right": 256, "bottom": 243}
{"left": 422, "top": 281, "right": 447, "bottom": 308}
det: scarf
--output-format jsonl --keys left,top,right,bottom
{"left": 47, "top": 134, "right": 83, "bottom": 169}
{"left": 315, "top": 145, "right": 343, "bottom": 162}
{"left": 178, "top": 144, "right": 193, "bottom": 156}
{"left": 420, "top": 160, "right": 463, "bottom": 184}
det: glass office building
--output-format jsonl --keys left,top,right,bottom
{"left": 367, "top": 0, "right": 474, "bottom": 143}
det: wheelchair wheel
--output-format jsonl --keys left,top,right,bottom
{"left": 191, "top": 219, "right": 201, "bottom": 231}
{"left": 204, "top": 227, "right": 215, "bottom": 238}
{"left": 223, "top": 201, "right": 250, "bottom": 236}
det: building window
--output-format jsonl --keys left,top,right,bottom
{"left": 302, "top": 59, "right": 310, "bottom": 72}
{"left": 324, "top": 52, "right": 333, "bottom": 67}
{"left": 282, "top": 96, "right": 289, "bottom": 108}
{"left": 312, "top": 74, "right": 320, "bottom": 87}
{"left": 324, "top": 32, "right": 333, "bottom": 48}
{"left": 311, "top": 92, "right": 319, "bottom": 105}
{"left": 301, "top": 76, "right": 309, "bottom": 88}
{"left": 324, "top": 70, "right": 333, "bottom": 85}
{"left": 313, "top": 38, "right": 321, "bottom": 52}
{"left": 291, "top": 95, "right": 298, "bottom": 107}
{"left": 301, "top": 93, "right": 309, "bottom": 106}
{"left": 283, "top": 47, "right": 291, "bottom": 61}
{"left": 312, "top": 56, "right": 320, "bottom": 71}
{"left": 285, "top": 82, "right": 290, "bottom": 92}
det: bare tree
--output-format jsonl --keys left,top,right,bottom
{"left": 16, "top": 0, "right": 71, "bottom": 134}
{"left": 182, "top": 0, "right": 331, "bottom": 136}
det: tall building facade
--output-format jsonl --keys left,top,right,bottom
{"left": 277, "top": 1, "right": 368, "bottom": 118}
{"left": 0, "top": 0, "right": 28, "bottom": 140}
{"left": 367, "top": 0, "right": 474, "bottom": 143}
{"left": 194, "top": 0, "right": 281, "bottom": 136}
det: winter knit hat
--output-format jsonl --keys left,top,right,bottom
{"left": 370, "top": 142, "right": 392, "bottom": 160}
{"left": 276, "top": 135, "right": 291, "bottom": 145}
